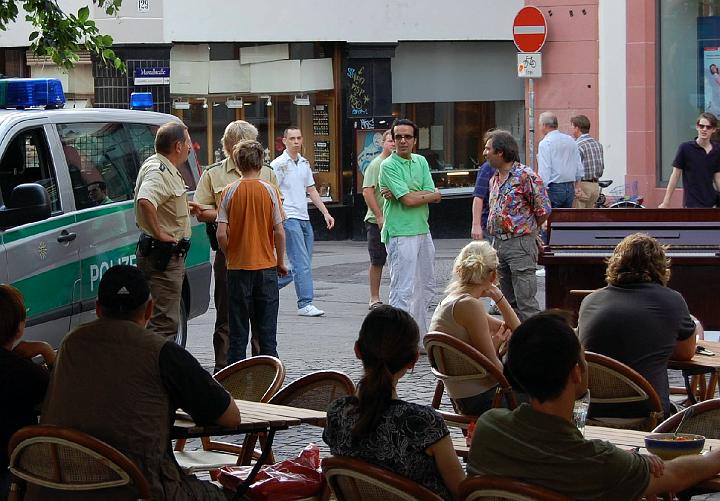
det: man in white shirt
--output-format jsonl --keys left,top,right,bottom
{"left": 270, "top": 127, "right": 334, "bottom": 317}
{"left": 537, "top": 112, "right": 584, "bottom": 208}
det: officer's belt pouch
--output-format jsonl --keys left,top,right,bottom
{"left": 206, "top": 222, "right": 219, "bottom": 251}
{"left": 137, "top": 234, "right": 174, "bottom": 272}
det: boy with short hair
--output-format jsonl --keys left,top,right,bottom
{"left": 217, "top": 140, "right": 288, "bottom": 363}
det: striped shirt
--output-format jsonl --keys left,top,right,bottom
{"left": 576, "top": 134, "right": 605, "bottom": 181}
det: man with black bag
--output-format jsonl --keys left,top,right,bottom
{"left": 189, "top": 120, "right": 278, "bottom": 372}
{"left": 134, "top": 121, "right": 193, "bottom": 340}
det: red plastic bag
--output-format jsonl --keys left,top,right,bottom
{"left": 215, "top": 444, "right": 323, "bottom": 501}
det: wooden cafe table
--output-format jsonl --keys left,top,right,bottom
{"left": 453, "top": 426, "right": 720, "bottom": 491}
{"left": 173, "top": 399, "right": 326, "bottom": 498}
{"left": 669, "top": 340, "right": 720, "bottom": 403}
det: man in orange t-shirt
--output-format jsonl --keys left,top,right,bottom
{"left": 217, "top": 140, "right": 288, "bottom": 362}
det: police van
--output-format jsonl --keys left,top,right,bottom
{"left": 0, "top": 78, "right": 211, "bottom": 347}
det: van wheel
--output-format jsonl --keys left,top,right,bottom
{"left": 175, "top": 299, "right": 188, "bottom": 348}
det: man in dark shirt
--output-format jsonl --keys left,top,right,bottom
{"left": 577, "top": 233, "right": 698, "bottom": 418}
{"left": 0, "top": 285, "right": 55, "bottom": 499}
{"left": 660, "top": 112, "right": 720, "bottom": 208}
{"left": 469, "top": 311, "right": 720, "bottom": 500}
{"left": 470, "top": 161, "right": 495, "bottom": 241}
{"left": 38, "top": 265, "right": 241, "bottom": 501}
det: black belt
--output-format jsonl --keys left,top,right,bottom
{"left": 582, "top": 179, "right": 599, "bottom": 183}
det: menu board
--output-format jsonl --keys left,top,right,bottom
{"left": 313, "top": 105, "right": 330, "bottom": 136}
{"left": 345, "top": 62, "right": 373, "bottom": 118}
{"left": 314, "top": 141, "right": 330, "bottom": 172}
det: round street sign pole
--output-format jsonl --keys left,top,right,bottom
{"left": 513, "top": 6, "right": 547, "bottom": 171}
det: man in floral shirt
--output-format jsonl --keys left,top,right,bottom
{"left": 484, "top": 130, "right": 551, "bottom": 320}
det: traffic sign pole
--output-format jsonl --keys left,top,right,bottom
{"left": 529, "top": 78, "right": 535, "bottom": 171}
{"left": 513, "top": 6, "right": 547, "bottom": 171}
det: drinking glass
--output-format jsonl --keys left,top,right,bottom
{"left": 573, "top": 390, "right": 591, "bottom": 436}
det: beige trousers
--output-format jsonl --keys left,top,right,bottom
{"left": 137, "top": 254, "right": 184, "bottom": 339}
{"left": 573, "top": 181, "right": 601, "bottom": 208}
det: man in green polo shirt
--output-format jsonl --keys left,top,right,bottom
{"left": 379, "top": 118, "right": 441, "bottom": 343}
{"left": 469, "top": 311, "right": 720, "bottom": 500}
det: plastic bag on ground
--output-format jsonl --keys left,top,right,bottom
{"left": 214, "top": 443, "right": 323, "bottom": 501}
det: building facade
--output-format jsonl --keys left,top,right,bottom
{"left": 8, "top": 1, "right": 704, "bottom": 237}
{"left": 0, "top": 0, "right": 530, "bottom": 239}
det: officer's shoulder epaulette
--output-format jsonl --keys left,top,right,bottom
{"left": 204, "top": 160, "right": 223, "bottom": 172}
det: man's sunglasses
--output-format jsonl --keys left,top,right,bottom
{"left": 696, "top": 123, "right": 716, "bottom": 130}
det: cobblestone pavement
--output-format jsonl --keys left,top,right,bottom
{"left": 184, "top": 239, "right": 719, "bottom": 499}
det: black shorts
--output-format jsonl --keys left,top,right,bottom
{"left": 366, "top": 222, "right": 387, "bottom": 266}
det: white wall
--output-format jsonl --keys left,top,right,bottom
{"left": 598, "top": 0, "right": 627, "bottom": 183}
{"left": 1, "top": 0, "right": 96, "bottom": 46}
{"left": 0, "top": 0, "right": 523, "bottom": 46}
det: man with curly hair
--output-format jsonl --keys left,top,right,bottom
{"left": 577, "top": 233, "right": 700, "bottom": 418}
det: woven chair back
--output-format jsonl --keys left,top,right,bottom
{"left": 215, "top": 355, "right": 285, "bottom": 402}
{"left": 9, "top": 425, "right": 150, "bottom": 499}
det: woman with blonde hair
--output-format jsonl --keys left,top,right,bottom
{"left": 429, "top": 240, "right": 520, "bottom": 415}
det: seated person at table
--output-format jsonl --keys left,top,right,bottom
{"left": 468, "top": 311, "right": 720, "bottom": 500}
{"left": 323, "top": 306, "right": 465, "bottom": 500}
{"left": 35, "top": 265, "right": 240, "bottom": 501}
{"left": 577, "top": 233, "right": 698, "bottom": 418}
{"left": 429, "top": 240, "right": 519, "bottom": 415}
{"left": 0, "top": 285, "right": 55, "bottom": 499}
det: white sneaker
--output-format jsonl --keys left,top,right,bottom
{"left": 536, "top": 268, "right": 546, "bottom": 277}
{"left": 298, "top": 304, "right": 325, "bottom": 317}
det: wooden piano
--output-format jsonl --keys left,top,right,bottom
{"left": 539, "top": 209, "right": 720, "bottom": 329}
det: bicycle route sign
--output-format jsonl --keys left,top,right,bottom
{"left": 513, "top": 6, "right": 547, "bottom": 53}
{"left": 517, "top": 53, "right": 542, "bottom": 78}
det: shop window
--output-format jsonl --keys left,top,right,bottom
{"left": 391, "top": 100, "right": 525, "bottom": 194}
{"left": 242, "top": 97, "right": 270, "bottom": 161}
{"left": 659, "top": 0, "right": 720, "bottom": 183}
{"left": 185, "top": 100, "right": 209, "bottom": 166}
{"left": 211, "top": 101, "right": 236, "bottom": 163}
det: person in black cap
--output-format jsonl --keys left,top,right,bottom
{"left": 37, "top": 265, "right": 240, "bottom": 501}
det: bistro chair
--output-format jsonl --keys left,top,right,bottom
{"left": 424, "top": 332, "right": 517, "bottom": 430}
{"left": 173, "top": 355, "right": 285, "bottom": 472}
{"left": 458, "top": 476, "right": 573, "bottom": 501}
{"left": 653, "top": 398, "right": 720, "bottom": 439}
{"left": 245, "top": 370, "right": 356, "bottom": 464}
{"left": 585, "top": 351, "right": 664, "bottom": 432}
{"left": 8, "top": 424, "right": 150, "bottom": 501}
{"left": 322, "top": 456, "right": 443, "bottom": 501}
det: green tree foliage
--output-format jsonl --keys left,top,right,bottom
{"left": 0, "top": 0, "right": 125, "bottom": 72}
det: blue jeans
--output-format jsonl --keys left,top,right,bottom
{"left": 278, "top": 218, "right": 314, "bottom": 309}
{"left": 227, "top": 267, "right": 279, "bottom": 363}
{"left": 547, "top": 181, "right": 575, "bottom": 208}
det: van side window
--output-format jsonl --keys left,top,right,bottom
{"left": 57, "top": 123, "right": 138, "bottom": 209}
{"left": 0, "top": 128, "right": 61, "bottom": 212}
{"left": 125, "top": 123, "right": 197, "bottom": 190}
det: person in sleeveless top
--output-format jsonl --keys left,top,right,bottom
{"left": 429, "top": 240, "right": 520, "bottom": 415}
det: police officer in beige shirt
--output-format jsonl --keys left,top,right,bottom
{"left": 189, "top": 120, "right": 278, "bottom": 371}
{"left": 134, "top": 122, "right": 192, "bottom": 340}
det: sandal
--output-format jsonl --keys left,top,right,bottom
{"left": 368, "top": 301, "right": 384, "bottom": 310}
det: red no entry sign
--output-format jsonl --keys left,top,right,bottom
{"left": 513, "top": 6, "right": 548, "bottom": 53}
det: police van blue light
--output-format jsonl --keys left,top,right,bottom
{"left": 0, "top": 78, "right": 65, "bottom": 109}
{"left": 130, "top": 92, "right": 154, "bottom": 110}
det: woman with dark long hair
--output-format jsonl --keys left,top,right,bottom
{"left": 323, "top": 305, "right": 464, "bottom": 500}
